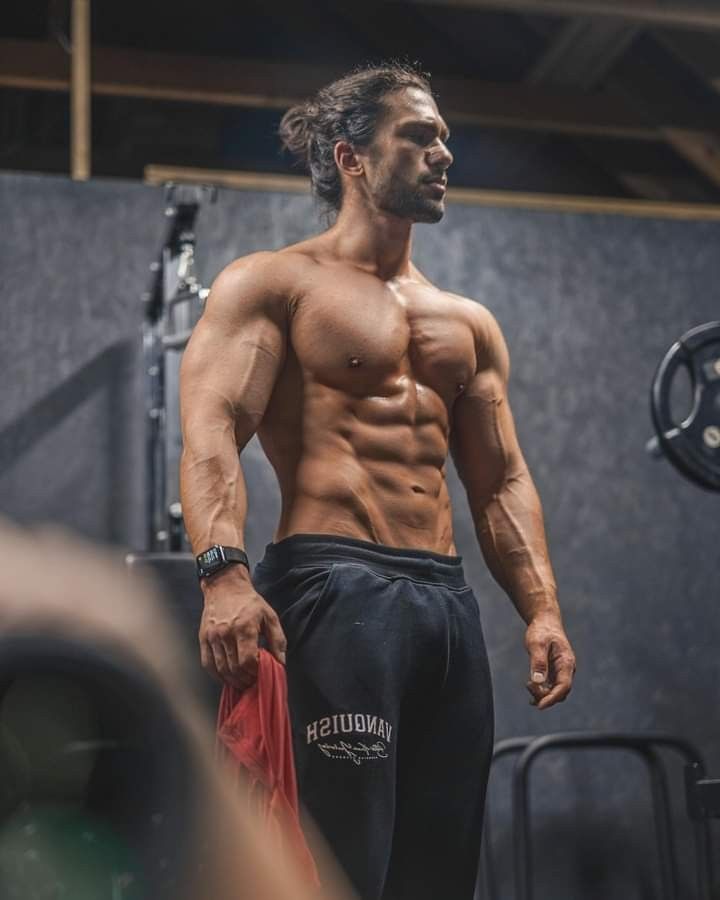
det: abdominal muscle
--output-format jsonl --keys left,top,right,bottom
{"left": 257, "top": 375, "right": 459, "bottom": 555}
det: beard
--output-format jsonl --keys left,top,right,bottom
{"left": 376, "top": 175, "right": 445, "bottom": 223}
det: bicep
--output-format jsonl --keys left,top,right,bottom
{"left": 450, "top": 307, "right": 525, "bottom": 505}
{"left": 180, "top": 254, "right": 288, "bottom": 447}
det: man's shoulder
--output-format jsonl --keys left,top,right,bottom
{"left": 410, "top": 266, "right": 495, "bottom": 326}
{"left": 437, "top": 289, "right": 509, "bottom": 371}
{"left": 217, "top": 246, "right": 315, "bottom": 288}
{"left": 208, "top": 247, "right": 317, "bottom": 319}
{"left": 439, "top": 288, "right": 497, "bottom": 331}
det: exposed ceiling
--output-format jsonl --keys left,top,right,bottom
{"left": 2, "top": 0, "right": 720, "bottom": 205}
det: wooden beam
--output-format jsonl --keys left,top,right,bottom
{"left": 145, "top": 165, "right": 311, "bottom": 194}
{"left": 403, "top": 0, "right": 720, "bottom": 31}
{"left": 144, "top": 164, "right": 720, "bottom": 220}
{"left": 662, "top": 128, "right": 720, "bottom": 188}
{"left": 527, "top": 18, "right": 638, "bottom": 90}
{"left": 525, "top": 18, "right": 666, "bottom": 198}
{"left": 598, "top": 50, "right": 720, "bottom": 191}
{"left": 524, "top": 14, "right": 720, "bottom": 195}
{"left": 615, "top": 172, "right": 675, "bottom": 202}
{"left": 0, "top": 38, "right": 678, "bottom": 140}
{"left": 70, "top": 0, "right": 91, "bottom": 181}
{"left": 9, "top": 36, "right": 720, "bottom": 195}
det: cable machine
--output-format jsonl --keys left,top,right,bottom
{"left": 142, "top": 183, "right": 216, "bottom": 552}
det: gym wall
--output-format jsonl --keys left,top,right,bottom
{"left": 2, "top": 170, "right": 718, "bottom": 898}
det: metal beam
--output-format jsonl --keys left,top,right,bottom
{"left": 402, "top": 0, "right": 720, "bottom": 31}
{"left": 0, "top": 38, "right": 691, "bottom": 140}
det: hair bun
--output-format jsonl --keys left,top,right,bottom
{"left": 278, "top": 101, "right": 316, "bottom": 168}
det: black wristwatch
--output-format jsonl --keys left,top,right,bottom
{"left": 195, "top": 544, "right": 250, "bottom": 581}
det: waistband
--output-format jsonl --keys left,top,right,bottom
{"left": 258, "top": 533, "right": 468, "bottom": 588}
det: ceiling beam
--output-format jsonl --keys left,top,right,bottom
{"left": 525, "top": 18, "right": 651, "bottom": 193}
{"left": 527, "top": 18, "right": 638, "bottom": 89}
{"left": 600, "top": 52, "right": 720, "bottom": 191}
{"left": 6, "top": 36, "right": 720, "bottom": 196}
{"left": 661, "top": 128, "right": 720, "bottom": 187}
{"left": 0, "top": 38, "right": 695, "bottom": 141}
{"left": 401, "top": 0, "right": 720, "bottom": 31}
{"left": 519, "top": 13, "right": 720, "bottom": 195}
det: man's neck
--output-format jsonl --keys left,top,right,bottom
{"left": 324, "top": 200, "right": 414, "bottom": 282}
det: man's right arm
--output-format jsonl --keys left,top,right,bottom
{"left": 179, "top": 251, "right": 289, "bottom": 688}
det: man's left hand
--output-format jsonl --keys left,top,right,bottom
{"left": 524, "top": 612, "right": 576, "bottom": 710}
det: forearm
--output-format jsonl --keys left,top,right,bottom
{"left": 179, "top": 416, "right": 250, "bottom": 559}
{"left": 474, "top": 468, "right": 560, "bottom": 624}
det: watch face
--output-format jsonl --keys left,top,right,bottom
{"left": 200, "top": 546, "right": 223, "bottom": 570}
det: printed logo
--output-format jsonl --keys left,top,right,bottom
{"left": 305, "top": 713, "right": 393, "bottom": 765}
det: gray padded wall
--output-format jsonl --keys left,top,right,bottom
{"left": 2, "top": 172, "right": 718, "bottom": 897}
{"left": 1, "top": 174, "right": 163, "bottom": 548}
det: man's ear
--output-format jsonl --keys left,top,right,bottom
{"left": 334, "top": 140, "right": 364, "bottom": 178}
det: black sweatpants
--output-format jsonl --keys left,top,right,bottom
{"left": 252, "top": 533, "right": 494, "bottom": 900}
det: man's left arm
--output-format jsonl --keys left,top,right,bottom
{"left": 449, "top": 304, "right": 576, "bottom": 710}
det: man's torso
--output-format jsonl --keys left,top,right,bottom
{"left": 254, "top": 238, "right": 479, "bottom": 553}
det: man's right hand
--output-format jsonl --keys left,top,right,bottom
{"left": 198, "top": 567, "right": 287, "bottom": 690}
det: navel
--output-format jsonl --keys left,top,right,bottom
{"left": 348, "top": 356, "right": 362, "bottom": 368}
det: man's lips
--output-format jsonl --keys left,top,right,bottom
{"left": 424, "top": 178, "right": 447, "bottom": 195}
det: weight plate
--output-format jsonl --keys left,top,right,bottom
{"left": 650, "top": 321, "right": 720, "bottom": 492}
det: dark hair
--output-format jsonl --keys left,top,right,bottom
{"left": 278, "top": 62, "right": 433, "bottom": 212}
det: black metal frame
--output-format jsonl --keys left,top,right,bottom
{"left": 142, "top": 183, "right": 216, "bottom": 551}
{"left": 480, "top": 731, "right": 716, "bottom": 900}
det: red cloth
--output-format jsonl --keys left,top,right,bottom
{"left": 216, "top": 649, "right": 320, "bottom": 888}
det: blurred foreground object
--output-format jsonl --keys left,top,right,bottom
{"left": 0, "top": 518, "right": 353, "bottom": 900}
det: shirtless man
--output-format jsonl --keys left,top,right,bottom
{"left": 179, "top": 63, "right": 575, "bottom": 900}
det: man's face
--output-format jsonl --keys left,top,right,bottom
{"left": 363, "top": 87, "right": 453, "bottom": 224}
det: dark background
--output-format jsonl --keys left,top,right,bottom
{"left": 4, "top": 0, "right": 720, "bottom": 202}
{"left": 2, "top": 169, "right": 718, "bottom": 897}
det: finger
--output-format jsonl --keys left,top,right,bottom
{"left": 235, "top": 635, "right": 260, "bottom": 687}
{"left": 527, "top": 639, "right": 550, "bottom": 687}
{"left": 222, "top": 636, "right": 239, "bottom": 674}
{"left": 210, "top": 639, "right": 232, "bottom": 684}
{"left": 200, "top": 639, "right": 222, "bottom": 683}
{"left": 263, "top": 608, "right": 288, "bottom": 665}
{"left": 220, "top": 638, "right": 251, "bottom": 690}
{"left": 536, "top": 683, "right": 571, "bottom": 710}
{"left": 536, "top": 662, "right": 575, "bottom": 710}
{"left": 526, "top": 679, "right": 552, "bottom": 705}
{"left": 526, "top": 678, "right": 552, "bottom": 696}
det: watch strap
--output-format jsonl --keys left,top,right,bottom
{"left": 219, "top": 547, "right": 249, "bottom": 567}
{"left": 196, "top": 544, "right": 250, "bottom": 580}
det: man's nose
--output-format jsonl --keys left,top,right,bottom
{"left": 428, "top": 142, "right": 453, "bottom": 169}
